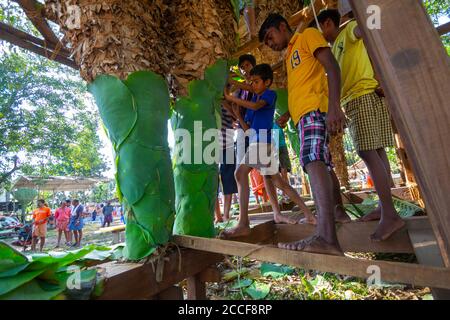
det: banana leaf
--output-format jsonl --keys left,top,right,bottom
{"left": 88, "top": 71, "right": 175, "bottom": 260}
{"left": 172, "top": 60, "right": 229, "bottom": 237}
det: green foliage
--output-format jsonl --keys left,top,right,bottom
{"left": 0, "top": 242, "right": 123, "bottom": 300}
{"left": 245, "top": 281, "right": 271, "bottom": 300}
{"left": 171, "top": 60, "right": 229, "bottom": 237}
{"left": 88, "top": 71, "right": 175, "bottom": 260}
{"left": 260, "top": 263, "right": 294, "bottom": 279}
{"left": 0, "top": 2, "right": 108, "bottom": 188}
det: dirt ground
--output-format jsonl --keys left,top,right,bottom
{"left": 2, "top": 217, "right": 123, "bottom": 254}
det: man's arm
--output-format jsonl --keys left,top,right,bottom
{"left": 314, "top": 47, "right": 346, "bottom": 134}
{"left": 225, "top": 94, "right": 267, "bottom": 111}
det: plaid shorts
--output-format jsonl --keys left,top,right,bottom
{"left": 344, "top": 91, "right": 395, "bottom": 151}
{"left": 298, "top": 110, "right": 332, "bottom": 171}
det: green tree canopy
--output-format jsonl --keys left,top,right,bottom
{"left": 0, "top": 2, "right": 109, "bottom": 189}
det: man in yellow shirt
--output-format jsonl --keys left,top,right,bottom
{"left": 316, "top": 1, "right": 405, "bottom": 241}
{"left": 259, "top": 13, "right": 347, "bottom": 256}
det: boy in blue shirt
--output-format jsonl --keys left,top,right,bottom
{"left": 223, "top": 64, "right": 314, "bottom": 238}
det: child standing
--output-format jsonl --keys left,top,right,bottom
{"left": 317, "top": 2, "right": 405, "bottom": 241}
{"left": 222, "top": 64, "right": 315, "bottom": 238}
{"left": 260, "top": 13, "right": 347, "bottom": 255}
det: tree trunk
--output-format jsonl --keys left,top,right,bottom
{"left": 45, "top": 0, "right": 236, "bottom": 259}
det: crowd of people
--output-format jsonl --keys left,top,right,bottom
{"left": 29, "top": 199, "right": 125, "bottom": 252}
{"left": 215, "top": 0, "right": 404, "bottom": 256}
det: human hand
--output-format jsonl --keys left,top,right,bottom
{"left": 375, "top": 87, "right": 385, "bottom": 97}
{"left": 326, "top": 106, "right": 346, "bottom": 134}
{"left": 276, "top": 112, "right": 290, "bottom": 128}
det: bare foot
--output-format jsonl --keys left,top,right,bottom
{"left": 357, "top": 207, "right": 382, "bottom": 222}
{"left": 299, "top": 216, "right": 317, "bottom": 225}
{"left": 370, "top": 217, "right": 406, "bottom": 242}
{"left": 274, "top": 213, "right": 299, "bottom": 225}
{"left": 219, "top": 224, "right": 251, "bottom": 239}
{"left": 335, "top": 205, "right": 352, "bottom": 223}
{"left": 278, "top": 235, "right": 344, "bottom": 256}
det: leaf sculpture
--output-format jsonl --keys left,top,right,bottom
{"left": 172, "top": 59, "right": 229, "bottom": 237}
{"left": 88, "top": 71, "right": 175, "bottom": 260}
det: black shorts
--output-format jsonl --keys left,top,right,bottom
{"left": 219, "top": 148, "right": 238, "bottom": 195}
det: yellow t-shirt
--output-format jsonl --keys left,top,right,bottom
{"left": 286, "top": 28, "right": 330, "bottom": 125}
{"left": 332, "top": 20, "right": 379, "bottom": 106}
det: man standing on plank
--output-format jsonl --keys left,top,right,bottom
{"left": 259, "top": 13, "right": 347, "bottom": 255}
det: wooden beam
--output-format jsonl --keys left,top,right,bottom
{"left": 436, "top": 21, "right": 450, "bottom": 36}
{"left": 0, "top": 22, "right": 71, "bottom": 57}
{"left": 15, "top": 0, "right": 61, "bottom": 45}
{"left": 186, "top": 275, "right": 206, "bottom": 300}
{"left": 0, "top": 23, "right": 77, "bottom": 68}
{"left": 174, "top": 235, "right": 450, "bottom": 290}
{"left": 96, "top": 249, "right": 222, "bottom": 300}
{"left": 409, "top": 228, "right": 450, "bottom": 299}
{"left": 349, "top": 0, "right": 450, "bottom": 266}
{"left": 274, "top": 217, "right": 432, "bottom": 254}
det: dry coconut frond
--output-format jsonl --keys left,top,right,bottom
{"left": 45, "top": 0, "right": 174, "bottom": 82}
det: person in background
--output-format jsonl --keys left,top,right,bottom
{"left": 91, "top": 204, "right": 98, "bottom": 222}
{"left": 228, "top": 54, "right": 256, "bottom": 165}
{"left": 31, "top": 199, "right": 51, "bottom": 252}
{"left": 68, "top": 199, "right": 84, "bottom": 247}
{"left": 102, "top": 201, "right": 114, "bottom": 228}
{"left": 54, "top": 201, "right": 71, "bottom": 248}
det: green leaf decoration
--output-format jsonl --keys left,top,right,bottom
{"left": 0, "top": 242, "right": 124, "bottom": 300}
{"left": 0, "top": 269, "right": 46, "bottom": 296}
{"left": 0, "top": 242, "right": 29, "bottom": 278}
{"left": 260, "top": 263, "right": 294, "bottom": 279}
{"left": 274, "top": 89, "right": 301, "bottom": 156}
{"left": 0, "top": 279, "right": 65, "bottom": 300}
{"left": 88, "top": 75, "right": 137, "bottom": 149}
{"left": 245, "top": 281, "right": 271, "bottom": 300}
{"left": 172, "top": 59, "right": 229, "bottom": 237}
{"left": 88, "top": 71, "right": 175, "bottom": 260}
{"left": 230, "top": 278, "right": 253, "bottom": 289}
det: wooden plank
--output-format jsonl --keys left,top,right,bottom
{"left": 198, "top": 267, "right": 221, "bottom": 283}
{"left": 174, "top": 235, "right": 450, "bottom": 290}
{"left": 96, "top": 249, "right": 222, "bottom": 300}
{"left": 233, "top": 220, "right": 275, "bottom": 244}
{"left": 274, "top": 220, "right": 415, "bottom": 253}
{"left": 408, "top": 228, "right": 450, "bottom": 299}
{"left": 350, "top": 0, "right": 450, "bottom": 266}
{"left": 186, "top": 275, "right": 206, "bottom": 300}
{"left": 156, "top": 285, "right": 184, "bottom": 300}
